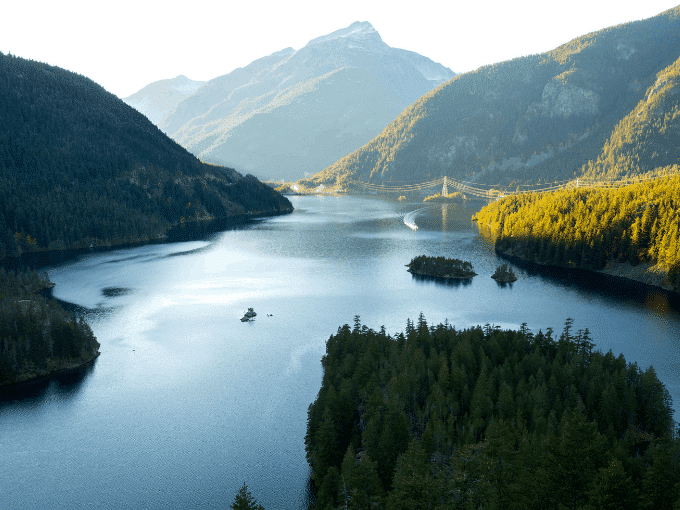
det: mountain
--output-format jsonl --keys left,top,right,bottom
{"left": 128, "top": 22, "right": 455, "bottom": 182}
{"left": 122, "top": 75, "right": 205, "bottom": 125}
{"left": 303, "top": 7, "right": 680, "bottom": 189}
{"left": 581, "top": 53, "right": 680, "bottom": 181}
{"left": 0, "top": 52, "right": 292, "bottom": 259}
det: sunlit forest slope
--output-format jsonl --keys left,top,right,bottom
{"left": 306, "top": 317, "right": 677, "bottom": 509}
{"left": 302, "top": 6, "right": 680, "bottom": 189}
{"left": 582, "top": 54, "right": 680, "bottom": 180}
{"left": 0, "top": 52, "right": 292, "bottom": 259}
{"left": 472, "top": 173, "right": 680, "bottom": 291}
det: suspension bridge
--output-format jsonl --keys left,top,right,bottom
{"left": 345, "top": 171, "right": 677, "bottom": 200}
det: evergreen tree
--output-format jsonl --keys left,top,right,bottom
{"left": 387, "top": 439, "right": 439, "bottom": 510}
{"left": 640, "top": 437, "right": 680, "bottom": 510}
{"left": 230, "top": 483, "right": 264, "bottom": 510}
{"left": 588, "top": 459, "right": 639, "bottom": 510}
{"left": 305, "top": 318, "right": 677, "bottom": 509}
{"left": 340, "top": 445, "right": 384, "bottom": 510}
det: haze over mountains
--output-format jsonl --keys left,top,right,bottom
{"left": 123, "top": 22, "right": 455, "bottom": 182}
{"left": 304, "top": 6, "right": 680, "bottom": 189}
{"left": 123, "top": 75, "right": 205, "bottom": 125}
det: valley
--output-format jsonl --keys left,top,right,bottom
{"left": 2, "top": 4, "right": 680, "bottom": 509}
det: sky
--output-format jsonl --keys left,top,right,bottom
{"left": 3, "top": 0, "right": 679, "bottom": 98}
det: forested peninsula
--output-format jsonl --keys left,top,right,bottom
{"left": 472, "top": 172, "right": 680, "bottom": 292}
{"left": 306, "top": 316, "right": 678, "bottom": 509}
{"left": 0, "top": 52, "right": 292, "bottom": 260}
{"left": 0, "top": 269, "right": 99, "bottom": 386}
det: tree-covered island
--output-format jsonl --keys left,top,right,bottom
{"left": 491, "top": 263, "right": 518, "bottom": 283}
{"left": 306, "top": 316, "right": 678, "bottom": 509}
{"left": 406, "top": 255, "right": 477, "bottom": 279}
{"left": 0, "top": 268, "right": 100, "bottom": 386}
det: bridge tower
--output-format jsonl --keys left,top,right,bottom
{"left": 442, "top": 176, "right": 448, "bottom": 197}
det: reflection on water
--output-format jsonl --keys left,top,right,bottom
{"left": 492, "top": 251, "right": 680, "bottom": 314}
{"left": 645, "top": 291, "right": 677, "bottom": 319}
{"left": 494, "top": 281, "right": 514, "bottom": 289}
{"left": 410, "top": 273, "right": 474, "bottom": 288}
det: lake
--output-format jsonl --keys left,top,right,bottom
{"left": 1, "top": 195, "right": 679, "bottom": 509}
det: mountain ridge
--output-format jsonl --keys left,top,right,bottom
{"left": 301, "top": 6, "right": 680, "bottom": 189}
{"left": 124, "top": 22, "right": 455, "bottom": 182}
{"left": 0, "top": 51, "right": 291, "bottom": 259}
{"left": 123, "top": 74, "right": 205, "bottom": 125}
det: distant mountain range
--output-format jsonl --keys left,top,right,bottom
{"left": 123, "top": 22, "right": 455, "bottom": 182}
{"left": 303, "top": 6, "right": 680, "bottom": 189}
{"left": 0, "top": 52, "right": 291, "bottom": 259}
{"left": 123, "top": 75, "right": 205, "bottom": 125}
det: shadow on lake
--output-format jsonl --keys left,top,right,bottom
{"left": 0, "top": 357, "right": 97, "bottom": 407}
{"left": 498, "top": 253, "right": 680, "bottom": 315}
{"left": 1, "top": 215, "right": 264, "bottom": 272}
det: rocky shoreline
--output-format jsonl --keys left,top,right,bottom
{"left": 407, "top": 268, "right": 477, "bottom": 280}
{"left": 496, "top": 247, "right": 677, "bottom": 294}
{"left": 596, "top": 260, "right": 675, "bottom": 293}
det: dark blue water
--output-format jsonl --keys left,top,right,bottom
{"left": 1, "top": 195, "right": 679, "bottom": 509}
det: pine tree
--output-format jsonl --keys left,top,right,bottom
{"left": 230, "top": 483, "right": 264, "bottom": 510}
{"left": 588, "top": 459, "right": 639, "bottom": 510}
{"left": 640, "top": 437, "right": 680, "bottom": 510}
{"left": 547, "top": 406, "right": 605, "bottom": 509}
{"left": 387, "top": 439, "right": 439, "bottom": 510}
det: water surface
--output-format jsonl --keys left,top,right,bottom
{"left": 1, "top": 195, "right": 678, "bottom": 509}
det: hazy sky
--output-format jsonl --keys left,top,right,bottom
{"left": 3, "top": 1, "right": 678, "bottom": 98}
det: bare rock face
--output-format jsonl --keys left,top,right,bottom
{"left": 530, "top": 81, "right": 599, "bottom": 119}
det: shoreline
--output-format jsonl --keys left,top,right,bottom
{"left": 595, "top": 259, "right": 675, "bottom": 292}
{"left": 0, "top": 351, "right": 100, "bottom": 391}
{"left": 407, "top": 268, "right": 477, "bottom": 280}
{"left": 496, "top": 247, "right": 678, "bottom": 295}
{"left": 0, "top": 207, "right": 293, "bottom": 270}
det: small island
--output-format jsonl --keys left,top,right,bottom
{"left": 240, "top": 308, "right": 257, "bottom": 322}
{"left": 406, "top": 255, "right": 477, "bottom": 279}
{"left": 491, "top": 263, "right": 518, "bottom": 282}
{"left": 423, "top": 191, "right": 467, "bottom": 202}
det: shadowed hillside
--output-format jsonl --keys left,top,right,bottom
{"left": 0, "top": 52, "right": 292, "bottom": 259}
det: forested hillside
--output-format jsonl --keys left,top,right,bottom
{"left": 306, "top": 317, "right": 677, "bottom": 509}
{"left": 0, "top": 52, "right": 292, "bottom": 259}
{"left": 0, "top": 269, "right": 100, "bottom": 385}
{"left": 302, "top": 6, "right": 680, "bottom": 189}
{"left": 582, "top": 54, "right": 680, "bottom": 180}
{"left": 472, "top": 173, "right": 680, "bottom": 291}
